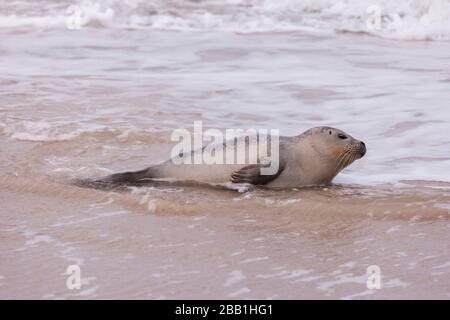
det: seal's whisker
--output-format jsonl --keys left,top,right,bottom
{"left": 342, "top": 152, "right": 353, "bottom": 170}
{"left": 347, "top": 152, "right": 357, "bottom": 168}
{"left": 336, "top": 150, "right": 351, "bottom": 172}
{"left": 343, "top": 151, "right": 355, "bottom": 169}
{"left": 335, "top": 151, "right": 347, "bottom": 172}
{"left": 339, "top": 156, "right": 347, "bottom": 170}
{"left": 350, "top": 153, "right": 357, "bottom": 166}
{"left": 335, "top": 155, "right": 344, "bottom": 172}
{"left": 335, "top": 150, "right": 347, "bottom": 168}
{"left": 344, "top": 153, "right": 355, "bottom": 169}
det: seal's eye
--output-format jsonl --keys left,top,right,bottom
{"left": 329, "top": 130, "right": 332, "bottom": 135}
{"left": 338, "top": 133, "right": 347, "bottom": 140}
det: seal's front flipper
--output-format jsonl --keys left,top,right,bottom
{"left": 230, "top": 164, "right": 283, "bottom": 185}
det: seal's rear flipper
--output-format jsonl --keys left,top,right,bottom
{"left": 74, "top": 168, "right": 154, "bottom": 190}
{"left": 100, "top": 168, "right": 152, "bottom": 184}
{"left": 72, "top": 177, "right": 118, "bottom": 190}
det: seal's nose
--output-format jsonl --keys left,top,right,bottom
{"left": 360, "top": 141, "right": 366, "bottom": 157}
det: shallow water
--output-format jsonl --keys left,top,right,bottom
{"left": 1, "top": 1, "right": 450, "bottom": 299}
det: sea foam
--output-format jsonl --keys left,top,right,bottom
{"left": 0, "top": 0, "right": 449, "bottom": 41}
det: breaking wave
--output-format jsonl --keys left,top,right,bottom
{"left": 0, "top": 0, "right": 449, "bottom": 40}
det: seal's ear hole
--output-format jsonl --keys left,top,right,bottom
{"left": 329, "top": 130, "right": 332, "bottom": 135}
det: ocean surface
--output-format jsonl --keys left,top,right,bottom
{"left": 0, "top": 0, "right": 449, "bottom": 299}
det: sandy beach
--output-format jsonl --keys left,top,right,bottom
{"left": 0, "top": 0, "right": 449, "bottom": 299}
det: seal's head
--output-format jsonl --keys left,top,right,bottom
{"left": 307, "top": 126, "right": 366, "bottom": 171}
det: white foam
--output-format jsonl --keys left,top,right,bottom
{"left": 3, "top": 120, "right": 109, "bottom": 142}
{"left": 223, "top": 270, "right": 246, "bottom": 287}
{"left": 1, "top": 0, "right": 449, "bottom": 41}
{"left": 227, "top": 287, "right": 251, "bottom": 298}
{"left": 25, "top": 235, "right": 54, "bottom": 246}
{"left": 239, "top": 256, "right": 269, "bottom": 264}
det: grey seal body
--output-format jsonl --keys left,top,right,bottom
{"left": 92, "top": 126, "right": 366, "bottom": 189}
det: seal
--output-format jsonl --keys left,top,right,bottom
{"left": 88, "top": 126, "right": 366, "bottom": 188}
